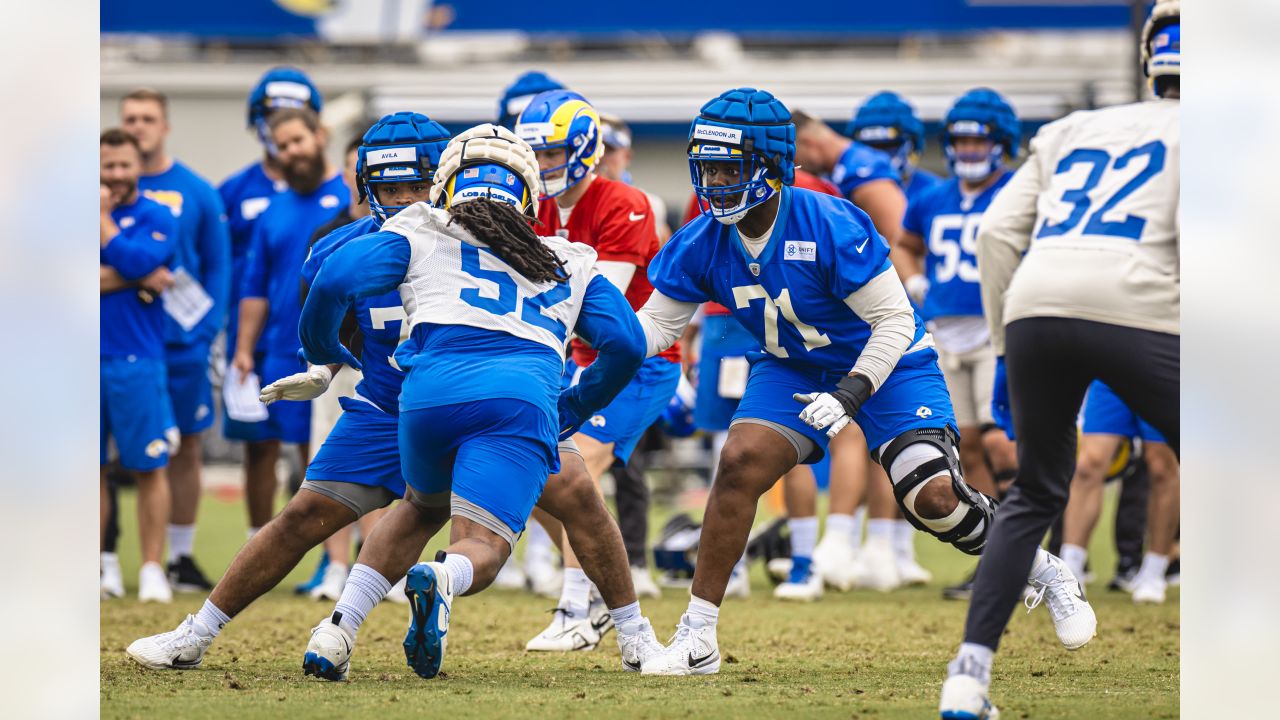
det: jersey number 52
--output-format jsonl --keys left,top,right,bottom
{"left": 458, "top": 245, "right": 571, "bottom": 343}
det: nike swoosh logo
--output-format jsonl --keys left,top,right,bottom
{"left": 171, "top": 655, "right": 201, "bottom": 668}
{"left": 628, "top": 212, "right": 645, "bottom": 222}
{"left": 688, "top": 649, "right": 717, "bottom": 668}
{"left": 623, "top": 657, "right": 641, "bottom": 671}
{"left": 855, "top": 238, "right": 869, "bottom": 253}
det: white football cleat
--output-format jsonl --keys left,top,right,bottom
{"left": 525, "top": 560, "right": 563, "bottom": 599}
{"left": 101, "top": 553, "right": 125, "bottom": 599}
{"left": 640, "top": 614, "right": 720, "bottom": 676}
{"left": 765, "top": 557, "right": 793, "bottom": 584}
{"left": 310, "top": 562, "right": 349, "bottom": 602}
{"left": 631, "top": 566, "right": 661, "bottom": 599}
{"left": 588, "top": 589, "right": 615, "bottom": 640}
{"left": 303, "top": 614, "right": 355, "bottom": 681}
{"left": 525, "top": 606, "right": 605, "bottom": 652}
{"left": 138, "top": 562, "right": 173, "bottom": 604}
{"left": 897, "top": 559, "right": 934, "bottom": 586}
{"left": 492, "top": 556, "right": 526, "bottom": 590}
{"left": 813, "top": 533, "right": 859, "bottom": 591}
{"left": 852, "top": 537, "right": 900, "bottom": 592}
{"left": 774, "top": 566, "right": 823, "bottom": 602}
{"left": 724, "top": 560, "right": 751, "bottom": 599}
{"left": 1131, "top": 575, "right": 1167, "bottom": 605}
{"left": 126, "top": 615, "right": 214, "bottom": 670}
{"left": 617, "top": 617, "right": 665, "bottom": 672}
{"left": 1025, "top": 552, "right": 1097, "bottom": 650}
{"left": 939, "top": 672, "right": 1000, "bottom": 720}
{"left": 385, "top": 575, "right": 409, "bottom": 605}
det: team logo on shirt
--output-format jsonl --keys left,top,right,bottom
{"left": 589, "top": 415, "right": 606, "bottom": 427}
{"left": 145, "top": 439, "right": 168, "bottom": 458}
{"left": 320, "top": 195, "right": 340, "bottom": 209}
{"left": 143, "top": 189, "right": 185, "bottom": 218}
{"left": 784, "top": 241, "right": 816, "bottom": 262}
{"left": 916, "top": 406, "right": 933, "bottom": 418}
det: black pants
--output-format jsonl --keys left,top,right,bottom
{"left": 965, "top": 317, "right": 1179, "bottom": 650}
{"left": 1047, "top": 461, "right": 1150, "bottom": 572}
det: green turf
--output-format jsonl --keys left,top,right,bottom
{"left": 102, "top": 481, "right": 1178, "bottom": 719}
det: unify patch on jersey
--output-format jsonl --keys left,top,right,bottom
{"left": 784, "top": 240, "right": 816, "bottom": 262}
{"left": 692, "top": 124, "right": 742, "bottom": 145}
{"left": 367, "top": 146, "right": 417, "bottom": 166}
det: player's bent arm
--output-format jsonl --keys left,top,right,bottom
{"left": 976, "top": 153, "right": 1043, "bottom": 356}
{"left": 100, "top": 265, "right": 130, "bottom": 294}
{"left": 851, "top": 179, "right": 907, "bottom": 244}
{"left": 891, "top": 229, "right": 927, "bottom": 298}
{"left": 843, "top": 267, "right": 918, "bottom": 392}
{"left": 100, "top": 229, "right": 172, "bottom": 281}
{"left": 299, "top": 231, "right": 411, "bottom": 368}
{"left": 595, "top": 260, "right": 637, "bottom": 293}
{"left": 563, "top": 274, "right": 648, "bottom": 420}
{"left": 234, "top": 297, "right": 269, "bottom": 370}
{"left": 636, "top": 290, "right": 700, "bottom": 359}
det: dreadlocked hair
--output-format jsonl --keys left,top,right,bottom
{"left": 449, "top": 200, "right": 569, "bottom": 284}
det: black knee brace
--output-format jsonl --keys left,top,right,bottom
{"left": 878, "top": 427, "right": 999, "bottom": 556}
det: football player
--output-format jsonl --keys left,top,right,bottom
{"left": 940, "top": 3, "right": 1179, "bottom": 716}
{"left": 848, "top": 91, "right": 943, "bottom": 207}
{"left": 120, "top": 87, "right": 231, "bottom": 594}
{"left": 633, "top": 88, "right": 1089, "bottom": 675}
{"left": 515, "top": 91, "right": 684, "bottom": 651}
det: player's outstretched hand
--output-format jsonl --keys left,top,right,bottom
{"left": 260, "top": 365, "right": 333, "bottom": 406}
{"left": 991, "top": 356, "right": 1015, "bottom": 440}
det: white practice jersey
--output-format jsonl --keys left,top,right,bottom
{"left": 977, "top": 98, "right": 1180, "bottom": 354}
{"left": 382, "top": 203, "right": 599, "bottom": 356}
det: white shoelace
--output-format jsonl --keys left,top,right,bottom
{"left": 1024, "top": 574, "right": 1081, "bottom": 621}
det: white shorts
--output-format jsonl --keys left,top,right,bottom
{"left": 937, "top": 343, "right": 996, "bottom": 428}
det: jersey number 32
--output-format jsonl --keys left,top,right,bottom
{"left": 1036, "top": 140, "right": 1166, "bottom": 242}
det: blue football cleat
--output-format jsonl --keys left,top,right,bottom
{"left": 403, "top": 561, "right": 454, "bottom": 679}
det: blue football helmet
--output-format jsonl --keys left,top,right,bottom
{"left": 942, "top": 88, "right": 1020, "bottom": 182}
{"left": 848, "top": 91, "right": 925, "bottom": 178}
{"left": 497, "top": 71, "right": 565, "bottom": 131}
{"left": 1142, "top": 1, "right": 1179, "bottom": 96}
{"left": 515, "top": 90, "right": 604, "bottom": 199}
{"left": 357, "top": 112, "right": 451, "bottom": 223}
{"left": 440, "top": 162, "right": 533, "bottom": 213}
{"left": 247, "top": 67, "right": 322, "bottom": 153}
{"left": 688, "top": 88, "right": 795, "bottom": 225}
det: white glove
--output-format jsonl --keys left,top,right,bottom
{"left": 792, "top": 392, "right": 853, "bottom": 439}
{"left": 259, "top": 365, "right": 334, "bottom": 406}
{"left": 905, "top": 274, "right": 930, "bottom": 306}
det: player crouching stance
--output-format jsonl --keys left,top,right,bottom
{"left": 633, "top": 89, "right": 1093, "bottom": 676}
{"left": 295, "top": 124, "right": 663, "bottom": 680}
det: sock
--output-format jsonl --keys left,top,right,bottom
{"left": 867, "top": 518, "right": 895, "bottom": 543}
{"left": 333, "top": 563, "right": 392, "bottom": 637}
{"left": 1061, "top": 544, "right": 1088, "bottom": 581}
{"left": 168, "top": 524, "right": 196, "bottom": 562}
{"left": 892, "top": 520, "right": 917, "bottom": 564}
{"left": 247, "top": 526, "right": 261, "bottom": 540}
{"left": 787, "top": 516, "right": 818, "bottom": 560}
{"left": 441, "top": 554, "right": 474, "bottom": 596}
{"left": 558, "top": 567, "right": 592, "bottom": 616}
{"left": 1136, "top": 552, "right": 1170, "bottom": 583}
{"left": 949, "top": 642, "right": 994, "bottom": 683}
{"left": 525, "top": 521, "right": 554, "bottom": 568}
{"left": 686, "top": 594, "right": 719, "bottom": 627}
{"left": 824, "top": 512, "right": 862, "bottom": 544}
{"left": 609, "top": 601, "right": 641, "bottom": 629}
{"left": 194, "top": 599, "right": 230, "bottom": 639}
{"left": 101, "top": 551, "right": 119, "bottom": 568}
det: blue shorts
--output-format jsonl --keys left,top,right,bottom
{"left": 306, "top": 397, "right": 406, "bottom": 497}
{"left": 223, "top": 352, "right": 312, "bottom": 444}
{"left": 734, "top": 349, "right": 957, "bottom": 464}
{"left": 101, "top": 356, "right": 175, "bottom": 471}
{"left": 694, "top": 314, "right": 761, "bottom": 431}
{"left": 1082, "top": 380, "right": 1165, "bottom": 443}
{"left": 567, "top": 355, "right": 681, "bottom": 463}
{"left": 399, "top": 399, "right": 554, "bottom": 539}
{"left": 165, "top": 343, "right": 214, "bottom": 435}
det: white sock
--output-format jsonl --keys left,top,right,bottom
{"left": 333, "top": 563, "right": 391, "bottom": 637}
{"left": 558, "top": 567, "right": 592, "bottom": 616}
{"left": 609, "top": 601, "right": 641, "bottom": 629}
{"left": 788, "top": 516, "right": 818, "bottom": 559}
{"left": 949, "top": 642, "right": 994, "bottom": 683}
{"left": 1136, "top": 552, "right": 1170, "bottom": 583}
{"left": 686, "top": 594, "right": 719, "bottom": 627}
{"left": 194, "top": 599, "right": 230, "bottom": 639}
{"left": 441, "top": 554, "right": 474, "bottom": 596}
{"left": 525, "top": 521, "right": 554, "bottom": 568}
{"left": 824, "top": 512, "right": 862, "bottom": 544}
{"left": 101, "top": 551, "right": 120, "bottom": 568}
{"left": 867, "top": 518, "right": 896, "bottom": 543}
{"left": 1061, "top": 544, "right": 1088, "bottom": 581}
{"left": 247, "top": 526, "right": 261, "bottom": 540}
{"left": 892, "top": 520, "right": 917, "bottom": 564}
{"left": 168, "top": 524, "right": 196, "bottom": 561}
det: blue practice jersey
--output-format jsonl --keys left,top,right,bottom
{"left": 219, "top": 161, "right": 287, "bottom": 347}
{"left": 829, "top": 142, "right": 898, "bottom": 200}
{"left": 902, "top": 172, "right": 1012, "bottom": 320}
{"left": 302, "top": 215, "right": 406, "bottom": 416}
{"left": 649, "top": 186, "right": 928, "bottom": 375}
{"left": 100, "top": 195, "right": 177, "bottom": 359}
{"left": 902, "top": 166, "right": 944, "bottom": 207}
{"left": 140, "top": 160, "right": 231, "bottom": 349}
{"left": 241, "top": 174, "right": 348, "bottom": 356}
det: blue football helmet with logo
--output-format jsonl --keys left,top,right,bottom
{"left": 515, "top": 90, "right": 604, "bottom": 199}
{"left": 357, "top": 112, "right": 451, "bottom": 223}
{"left": 1142, "top": 1, "right": 1179, "bottom": 97}
{"left": 441, "top": 163, "right": 533, "bottom": 212}
{"left": 497, "top": 70, "right": 565, "bottom": 131}
{"left": 688, "top": 87, "right": 795, "bottom": 225}
{"left": 848, "top": 91, "right": 925, "bottom": 178}
{"left": 942, "top": 88, "right": 1020, "bottom": 182}
{"left": 247, "top": 66, "right": 322, "bottom": 153}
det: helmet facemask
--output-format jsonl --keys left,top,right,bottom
{"left": 689, "top": 143, "right": 780, "bottom": 225}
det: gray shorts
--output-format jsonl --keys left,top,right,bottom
{"left": 558, "top": 438, "right": 581, "bottom": 456}
{"left": 299, "top": 479, "right": 399, "bottom": 518}
{"left": 730, "top": 417, "right": 819, "bottom": 465}
{"left": 403, "top": 485, "right": 521, "bottom": 551}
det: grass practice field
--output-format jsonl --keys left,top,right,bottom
{"left": 101, "top": 479, "right": 1178, "bottom": 719}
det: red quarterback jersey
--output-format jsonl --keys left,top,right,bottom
{"left": 538, "top": 176, "right": 681, "bottom": 365}
{"left": 680, "top": 169, "right": 840, "bottom": 317}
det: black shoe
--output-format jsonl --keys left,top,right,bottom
{"left": 1107, "top": 565, "right": 1139, "bottom": 592}
{"left": 942, "top": 569, "right": 976, "bottom": 601}
{"left": 168, "top": 555, "right": 215, "bottom": 592}
{"left": 1165, "top": 558, "right": 1180, "bottom": 586}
